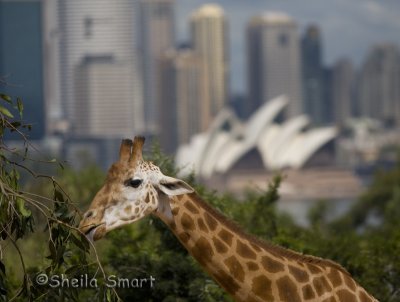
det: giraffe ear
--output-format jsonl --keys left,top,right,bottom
{"left": 157, "top": 176, "right": 194, "bottom": 196}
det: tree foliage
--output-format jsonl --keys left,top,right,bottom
{"left": 0, "top": 92, "right": 116, "bottom": 301}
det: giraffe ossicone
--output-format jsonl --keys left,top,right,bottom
{"left": 79, "top": 136, "right": 377, "bottom": 302}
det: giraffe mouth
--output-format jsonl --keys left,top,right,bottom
{"left": 83, "top": 223, "right": 105, "bottom": 242}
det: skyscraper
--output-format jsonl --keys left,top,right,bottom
{"left": 332, "top": 58, "right": 355, "bottom": 126}
{"left": 158, "top": 49, "right": 209, "bottom": 153}
{"left": 139, "top": 0, "right": 175, "bottom": 136}
{"left": 74, "top": 55, "right": 140, "bottom": 138}
{"left": 357, "top": 44, "right": 400, "bottom": 125}
{"left": 56, "top": 0, "right": 144, "bottom": 136}
{"left": 301, "top": 25, "right": 324, "bottom": 125}
{"left": 43, "top": 0, "right": 63, "bottom": 135}
{"left": 247, "top": 12, "right": 302, "bottom": 118}
{"left": 190, "top": 4, "right": 228, "bottom": 118}
{"left": 0, "top": 0, "right": 45, "bottom": 140}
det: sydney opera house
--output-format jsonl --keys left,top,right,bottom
{"left": 176, "top": 95, "right": 337, "bottom": 178}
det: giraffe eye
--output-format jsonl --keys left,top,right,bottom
{"left": 126, "top": 179, "right": 142, "bottom": 188}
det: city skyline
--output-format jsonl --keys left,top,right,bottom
{"left": 1, "top": 1, "right": 400, "bottom": 141}
{"left": 176, "top": 0, "right": 400, "bottom": 94}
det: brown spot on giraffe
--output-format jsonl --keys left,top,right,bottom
{"left": 327, "top": 268, "right": 343, "bottom": 287}
{"left": 308, "top": 263, "right": 323, "bottom": 274}
{"left": 313, "top": 275, "right": 332, "bottom": 296}
{"left": 197, "top": 218, "right": 208, "bottom": 232}
{"left": 178, "top": 232, "right": 190, "bottom": 244}
{"left": 212, "top": 236, "right": 228, "bottom": 254}
{"left": 251, "top": 275, "right": 273, "bottom": 301}
{"left": 184, "top": 200, "right": 199, "bottom": 214}
{"left": 171, "top": 207, "right": 180, "bottom": 216}
{"left": 302, "top": 284, "right": 316, "bottom": 300}
{"left": 224, "top": 256, "right": 245, "bottom": 282}
{"left": 236, "top": 240, "right": 257, "bottom": 260}
{"left": 218, "top": 229, "right": 233, "bottom": 245}
{"left": 276, "top": 276, "right": 301, "bottom": 302}
{"left": 261, "top": 255, "right": 285, "bottom": 273}
{"left": 191, "top": 237, "right": 214, "bottom": 266}
{"left": 288, "top": 265, "right": 309, "bottom": 283}
{"left": 204, "top": 212, "right": 218, "bottom": 231}
{"left": 180, "top": 213, "right": 195, "bottom": 231}
{"left": 246, "top": 261, "right": 259, "bottom": 271}
{"left": 176, "top": 194, "right": 185, "bottom": 202}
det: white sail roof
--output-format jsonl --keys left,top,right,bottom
{"left": 176, "top": 95, "right": 337, "bottom": 178}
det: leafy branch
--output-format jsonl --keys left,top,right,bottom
{"left": 0, "top": 92, "right": 120, "bottom": 301}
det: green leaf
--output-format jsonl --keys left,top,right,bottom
{"left": 0, "top": 94, "right": 12, "bottom": 103}
{"left": 10, "top": 121, "right": 21, "bottom": 128}
{"left": 0, "top": 105, "right": 14, "bottom": 118}
{"left": 48, "top": 240, "right": 57, "bottom": 260}
{"left": 65, "top": 264, "right": 81, "bottom": 275}
{"left": 70, "top": 234, "right": 89, "bottom": 251}
{"left": 17, "top": 97, "right": 23, "bottom": 118}
{"left": 16, "top": 198, "right": 32, "bottom": 217}
{"left": 0, "top": 260, "right": 5, "bottom": 274}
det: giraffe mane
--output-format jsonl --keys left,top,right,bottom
{"left": 185, "top": 192, "right": 351, "bottom": 276}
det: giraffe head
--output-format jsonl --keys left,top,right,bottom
{"left": 79, "top": 136, "right": 194, "bottom": 241}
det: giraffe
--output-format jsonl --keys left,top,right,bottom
{"left": 79, "top": 137, "right": 377, "bottom": 302}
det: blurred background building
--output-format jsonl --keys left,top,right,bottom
{"left": 246, "top": 12, "right": 302, "bottom": 118}
{"left": 139, "top": 0, "right": 175, "bottom": 137}
{"left": 301, "top": 25, "right": 325, "bottom": 126}
{"left": 159, "top": 48, "right": 209, "bottom": 154}
{"left": 190, "top": 4, "right": 228, "bottom": 118}
{"left": 331, "top": 58, "right": 355, "bottom": 126}
{"left": 55, "top": 0, "right": 144, "bottom": 137}
{"left": 357, "top": 43, "right": 400, "bottom": 125}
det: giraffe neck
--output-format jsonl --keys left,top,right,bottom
{"left": 154, "top": 192, "right": 377, "bottom": 302}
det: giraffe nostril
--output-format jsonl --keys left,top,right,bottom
{"left": 85, "top": 211, "right": 94, "bottom": 219}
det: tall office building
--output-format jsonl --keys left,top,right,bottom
{"left": 301, "top": 25, "right": 324, "bottom": 125}
{"left": 190, "top": 4, "right": 228, "bottom": 118}
{"left": 158, "top": 49, "right": 209, "bottom": 153}
{"left": 139, "top": 0, "right": 175, "bottom": 135}
{"left": 56, "top": 0, "right": 144, "bottom": 137}
{"left": 247, "top": 12, "right": 302, "bottom": 118}
{"left": 0, "top": 0, "right": 45, "bottom": 139}
{"left": 357, "top": 44, "right": 400, "bottom": 125}
{"left": 322, "top": 67, "right": 334, "bottom": 124}
{"left": 74, "top": 55, "right": 140, "bottom": 138}
{"left": 332, "top": 58, "right": 355, "bottom": 126}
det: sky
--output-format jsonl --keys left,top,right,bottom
{"left": 175, "top": 0, "right": 400, "bottom": 94}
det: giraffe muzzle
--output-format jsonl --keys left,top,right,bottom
{"left": 80, "top": 223, "right": 106, "bottom": 242}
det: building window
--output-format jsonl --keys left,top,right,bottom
{"left": 279, "top": 34, "right": 288, "bottom": 47}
